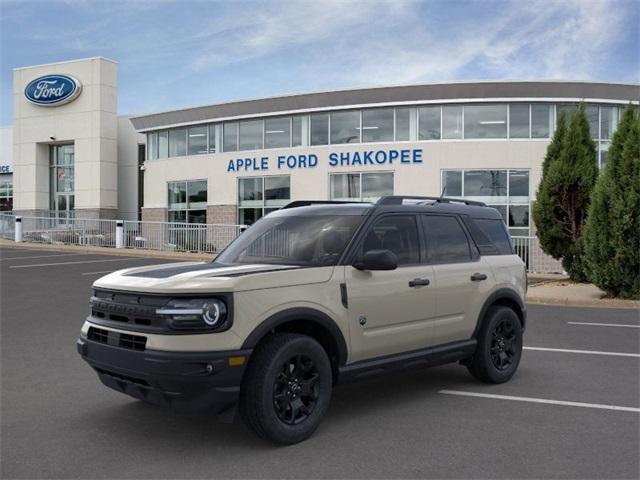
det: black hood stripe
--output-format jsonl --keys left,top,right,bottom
{"left": 124, "top": 263, "right": 299, "bottom": 279}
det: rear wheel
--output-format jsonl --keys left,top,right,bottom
{"left": 239, "top": 333, "right": 332, "bottom": 444}
{"left": 467, "top": 306, "right": 522, "bottom": 384}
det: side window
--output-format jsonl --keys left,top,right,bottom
{"left": 360, "top": 215, "right": 420, "bottom": 265}
{"left": 475, "top": 218, "right": 513, "bottom": 255}
{"left": 422, "top": 215, "right": 472, "bottom": 264}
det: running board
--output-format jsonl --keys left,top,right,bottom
{"left": 338, "top": 339, "right": 477, "bottom": 384}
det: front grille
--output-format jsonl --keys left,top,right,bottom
{"left": 87, "top": 326, "right": 147, "bottom": 351}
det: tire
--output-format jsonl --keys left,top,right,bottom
{"left": 239, "top": 333, "right": 333, "bottom": 445}
{"left": 467, "top": 306, "right": 522, "bottom": 384}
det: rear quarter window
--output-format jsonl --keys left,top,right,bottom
{"left": 475, "top": 218, "right": 513, "bottom": 255}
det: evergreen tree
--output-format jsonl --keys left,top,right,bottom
{"left": 584, "top": 106, "right": 640, "bottom": 298}
{"left": 532, "top": 104, "right": 598, "bottom": 281}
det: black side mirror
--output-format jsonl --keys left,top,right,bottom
{"left": 353, "top": 249, "right": 398, "bottom": 271}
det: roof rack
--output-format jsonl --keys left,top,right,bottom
{"left": 376, "top": 196, "right": 487, "bottom": 207}
{"left": 281, "top": 200, "right": 368, "bottom": 209}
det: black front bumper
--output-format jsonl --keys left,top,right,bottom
{"left": 77, "top": 337, "right": 251, "bottom": 414}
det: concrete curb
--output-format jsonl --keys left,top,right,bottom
{"left": 526, "top": 294, "right": 640, "bottom": 310}
{"left": 0, "top": 238, "right": 213, "bottom": 261}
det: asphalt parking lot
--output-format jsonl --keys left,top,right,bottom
{"left": 1, "top": 245, "right": 638, "bottom": 479}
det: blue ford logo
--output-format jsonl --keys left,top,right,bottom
{"left": 24, "top": 74, "right": 82, "bottom": 106}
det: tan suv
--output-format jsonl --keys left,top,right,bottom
{"left": 77, "top": 196, "right": 526, "bottom": 444}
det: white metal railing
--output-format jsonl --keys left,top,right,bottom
{"left": 20, "top": 216, "right": 118, "bottom": 247}
{"left": 122, "top": 220, "right": 245, "bottom": 254}
{"left": 0, "top": 213, "right": 15, "bottom": 240}
{"left": 511, "top": 236, "right": 564, "bottom": 274}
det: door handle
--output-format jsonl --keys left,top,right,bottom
{"left": 409, "top": 278, "right": 430, "bottom": 287}
{"left": 470, "top": 273, "right": 488, "bottom": 282}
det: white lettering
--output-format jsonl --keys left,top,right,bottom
{"left": 33, "top": 80, "right": 66, "bottom": 99}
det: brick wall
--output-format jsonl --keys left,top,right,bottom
{"left": 141, "top": 207, "right": 167, "bottom": 223}
{"left": 206, "top": 205, "right": 237, "bottom": 224}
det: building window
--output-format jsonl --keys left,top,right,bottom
{"left": 442, "top": 105, "right": 463, "bottom": 139}
{"left": 509, "top": 104, "right": 530, "bottom": 139}
{"left": 158, "top": 131, "right": 169, "bottom": 159}
{"left": 0, "top": 173, "right": 12, "bottom": 211}
{"left": 147, "top": 132, "right": 158, "bottom": 160}
{"left": 49, "top": 144, "right": 75, "bottom": 218}
{"left": 239, "top": 119, "right": 263, "bottom": 151}
{"left": 330, "top": 172, "right": 393, "bottom": 202}
{"left": 419, "top": 106, "right": 441, "bottom": 140}
{"left": 187, "top": 126, "right": 208, "bottom": 155}
{"left": 168, "top": 128, "right": 187, "bottom": 157}
{"left": 223, "top": 122, "right": 239, "bottom": 152}
{"left": 330, "top": 110, "right": 360, "bottom": 144}
{"left": 395, "top": 107, "right": 411, "bottom": 141}
{"left": 168, "top": 180, "right": 207, "bottom": 223}
{"left": 265, "top": 117, "right": 291, "bottom": 149}
{"left": 208, "top": 124, "right": 217, "bottom": 153}
{"left": 442, "top": 169, "right": 530, "bottom": 236}
{"left": 600, "top": 106, "right": 619, "bottom": 140}
{"left": 362, "top": 108, "right": 394, "bottom": 143}
{"left": 292, "top": 116, "right": 303, "bottom": 147}
{"left": 531, "top": 104, "right": 552, "bottom": 138}
{"left": 464, "top": 104, "right": 507, "bottom": 139}
{"left": 310, "top": 113, "right": 329, "bottom": 146}
{"left": 238, "top": 176, "right": 290, "bottom": 225}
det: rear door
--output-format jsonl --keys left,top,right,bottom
{"left": 421, "top": 214, "right": 493, "bottom": 345}
{"left": 345, "top": 214, "right": 436, "bottom": 362}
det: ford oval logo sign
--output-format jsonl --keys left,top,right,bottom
{"left": 24, "top": 74, "right": 82, "bottom": 106}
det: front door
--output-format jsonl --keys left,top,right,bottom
{"left": 345, "top": 214, "right": 436, "bottom": 362}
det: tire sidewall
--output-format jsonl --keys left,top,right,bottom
{"left": 257, "top": 336, "right": 333, "bottom": 443}
{"left": 479, "top": 307, "right": 523, "bottom": 383}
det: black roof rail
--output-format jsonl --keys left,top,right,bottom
{"left": 376, "top": 196, "right": 487, "bottom": 207}
{"left": 281, "top": 200, "right": 368, "bottom": 209}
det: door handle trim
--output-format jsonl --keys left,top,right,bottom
{"left": 409, "top": 278, "right": 430, "bottom": 287}
{"left": 470, "top": 273, "right": 488, "bottom": 282}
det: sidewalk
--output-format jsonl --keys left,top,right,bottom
{"left": 0, "top": 238, "right": 213, "bottom": 261}
{"left": 526, "top": 280, "right": 640, "bottom": 310}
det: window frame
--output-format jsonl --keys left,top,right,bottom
{"left": 167, "top": 179, "right": 208, "bottom": 224}
{"left": 329, "top": 171, "right": 394, "bottom": 202}
{"left": 237, "top": 175, "right": 291, "bottom": 224}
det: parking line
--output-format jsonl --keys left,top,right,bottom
{"left": 524, "top": 346, "right": 640, "bottom": 358}
{"left": 1, "top": 253, "right": 88, "bottom": 261}
{"left": 568, "top": 322, "right": 640, "bottom": 329}
{"left": 9, "top": 258, "right": 138, "bottom": 269}
{"left": 438, "top": 390, "right": 640, "bottom": 413}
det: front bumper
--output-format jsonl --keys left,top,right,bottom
{"left": 77, "top": 336, "right": 251, "bottom": 414}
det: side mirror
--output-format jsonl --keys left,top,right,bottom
{"left": 353, "top": 249, "right": 398, "bottom": 271}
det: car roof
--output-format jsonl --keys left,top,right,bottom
{"left": 274, "top": 198, "right": 503, "bottom": 220}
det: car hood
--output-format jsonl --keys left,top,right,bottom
{"left": 92, "top": 261, "right": 335, "bottom": 294}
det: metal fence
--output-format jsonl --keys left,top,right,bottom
{"left": 511, "top": 236, "right": 564, "bottom": 274}
{"left": 0, "top": 213, "right": 15, "bottom": 240}
{"left": 20, "top": 216, "right": 118, "bottom": 247}
{"left": 122, "top": 220, "right": 244, "bottom": 254}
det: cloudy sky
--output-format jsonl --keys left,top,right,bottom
{"left": 1, "top": 0, "right": 638, "bottom": 125}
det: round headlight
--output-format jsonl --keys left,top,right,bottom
{"left": 203, "top": 300, "right": 226, "bottom": 326}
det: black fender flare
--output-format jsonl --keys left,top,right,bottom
{"left": 241, "top": 307, "right": 349, "bottom": 366}
{"left": 472, "top": 288, "right": 527, "bottom": 338}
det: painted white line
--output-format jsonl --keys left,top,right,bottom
{"left": 439, "top": 390, "right": 640, "bottom": 413}
{"left": 524, "top": 346, "right": 640, "bottom": 358}
{"left": 10, "top": 258, "right": 138, "bottom": 269}
{"left": 568, "top": 321, "right": 640, "bottom": 329}
{"left": 1, "top": 253, "right": 87, "bottom": 261}
{"left": 81, "top": 270, "right": 119, "bottom": 276}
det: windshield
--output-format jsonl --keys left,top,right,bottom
{"left": 214, "top": 214, "right": 364, "bottom": 266}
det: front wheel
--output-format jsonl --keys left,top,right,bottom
{"left": 239, "top": 333, "right": 332, "bottom": 444}
{"left": 467, "top": 306, "right": 522, "bottom": 384}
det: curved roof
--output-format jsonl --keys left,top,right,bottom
{"left": 131, "top": 81, "right": 639, "bottom": 131}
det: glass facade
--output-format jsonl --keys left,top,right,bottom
{"left": 49, "top": 144, "right": 75, "bottom": 218}
{"left": 443, "top": 169, "right": 530, "bottom": 236}
{"left": 0, "top": 173, "right": 12, "bottom": 211}
{"left": 167, "top": 180, "right": 207, "bottom": 223}
{"left": 238, "top": 176, "right": 290, "bottom": 225}
{"left": 144, "top": 102, "right": 624, "bottom": 162}
{"left": 330, "top": 172, "right": 393, "bottom": 202}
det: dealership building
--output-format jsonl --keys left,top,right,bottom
{"left": 5, "top": 57, "right": 638, "bottom": 235}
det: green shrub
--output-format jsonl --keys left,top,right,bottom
{"left": 584, "top": 106, "right": 640, "bottom": 299}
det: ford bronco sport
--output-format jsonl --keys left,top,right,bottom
{"left": 77, "top": 196, "right": 526, "bottom": 444}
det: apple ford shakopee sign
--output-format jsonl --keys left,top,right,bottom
{"left": 24, "top": 74, "right": 82, "bottom": 106}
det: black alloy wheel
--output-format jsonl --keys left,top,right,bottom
{"left": 273, "top": 354, "right": 320, "bottom": 425}
{"left": 489, "top": 318, "right": 518, "bottom": 371}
